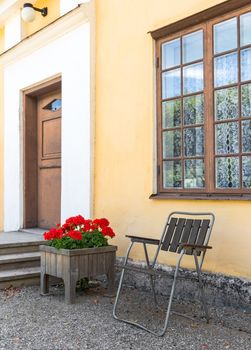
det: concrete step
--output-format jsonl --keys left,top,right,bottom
{"left": 0, "top": 241, "right": 45, "bottom": 255}
{"left": 0, "top": 252, "right": 41, "bottom": 271}
{"left": 0, "top": 266, "right": 40, "bottom": 289}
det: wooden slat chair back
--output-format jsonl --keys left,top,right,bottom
{"left": 161, "top": 217, "right": 211, "bottom": 255}
{"left": 113, "top": 212, "right": 215, "bottom": 337}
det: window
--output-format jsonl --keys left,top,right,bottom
{"left": 43, "top": 99, "right": 62, "bottom": 111}
{"left": 154, "top": 3, "right": 251, "bottom": 199}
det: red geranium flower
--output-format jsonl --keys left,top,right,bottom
{"left": 65, "top": 215, "right": 85, "bottom": 227}
{"left": 67, "top": 230, "right": 82, "bottom": 240}
{"left": 43, "top": 228, "right": 63, "bottom": 240}
{"left": 101, "top": 226, "right": 115, "bottom": 238}
{"left": 93, "top": 218, "right": 110, "bottom": 228}
{"left": 83, "top": 219, "right": 92, "bottom": 231}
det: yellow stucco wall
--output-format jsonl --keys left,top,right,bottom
{"left": 0, "top": 27, "right": 4, "bottom": 54}
{"left": 24, "top": 0, "right": 60, "bottom": 37}
{"left": 0, "top": 65, "right": 3, "bottom": 231}
{"left": 95, "top": 0, "right": 251, "bottom": 279}
{"left": 0, "top": 26, "right": 3, "bottom": 229}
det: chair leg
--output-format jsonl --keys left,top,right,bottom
{"left": 158, "top": 250, "right": 185, "bottom": 336}
{"left": 113, "top": 248, "right": 185, "bottom": 337}
{"left": 143, "top": 243, "right": 158, "bottom": 306}
{"left": 113, "top": 242, "right": 134, "bottom": 319}
{"left": 193, "top": 252, "right": 210, "bottom": 323}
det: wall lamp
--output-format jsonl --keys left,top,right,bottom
{"left": 21, "top": 3, "right": 48, "bottom": 22}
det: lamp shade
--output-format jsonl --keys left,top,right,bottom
{"left": 21, "top": 4, "right": 36, "bottom": 22}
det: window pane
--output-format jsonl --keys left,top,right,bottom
{"left": 214, "top": 18, "right": 237, "bottom": 54}
{"left": 163, "top": 160, "right": 182, "bottom": 188}
{"left": 184, "top": 127, "right": 204, "bottom": 156}
{"left": 184, "top": 94, "right": 204, "bottom": 125}
{"left": 182, "top": 30, "right": 203, "bottom": 64}
{"left": 163, "top": 130, "right": 181, "bottom": 158}
{"left": 215, "top": 87, "right": 238, "bottom": 120}
{"left": 241, "top": 48, "right": 251, "bottom": 82}
{"left": 214, "top": 53, "right": 238, "bottom": 87}
{"left": 184, "top": 159, "right": 205, "bottom": 188}
{"left": 162, "top": 99, "right": 181, "bottom": 128}
{"left": 241, "top": 84, "right": 251, "bottom": 117}
{"left": 183, "top": 63, "right": 203, "bottom": 94}
{"left": 216, "top": 157, "right": 240, "bottom": 188}
{"left": 242, "top": 120, "right": 251, "bottom": 153}
{"left": 240, "top": 12, "right": 251, "bottom": 47}
{"left": 162, "top": 39, "right": 180, "bottom": 69}
{"left": 162, "top": 69, "right": 181, "bottom": 99}
{"left": 43, "top": 99, "right": 62, "bottom": 111}
{"left": 215, "top": 122, "right": 239, "bottom": 155}
{"left": 242, "top": 156, "right": 251, "bottom": 188}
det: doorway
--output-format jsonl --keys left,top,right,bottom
{"left": 23, "top": 77, "right": 61, "bottom": 229}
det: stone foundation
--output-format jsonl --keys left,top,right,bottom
{"left": 116, "top": 258, "right": 251, "bottom": 311}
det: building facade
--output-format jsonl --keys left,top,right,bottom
{"left": 0, "top": 0, "right": 250, "bottom": 280}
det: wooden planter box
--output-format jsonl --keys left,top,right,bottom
{"left": 40, "top": 245, "right": 117, "bottom": 304}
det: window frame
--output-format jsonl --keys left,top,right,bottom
{"left": 153, "top": 1, "right": 251, "bottom": 200}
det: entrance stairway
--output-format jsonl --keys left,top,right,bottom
{"left": 0, "top": 231, "right": 45, "bottom": 289}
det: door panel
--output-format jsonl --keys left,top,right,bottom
{"left": 42, "top": 117, "right": 61, "bottom": 158}
{"left": 37, "top": 91, "right": 61, "bottom": 229}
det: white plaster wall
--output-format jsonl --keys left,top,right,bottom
{"left": 4, "top": 23, "right": 91, "bottom": 231}
{"left": 60, "top": 0, "right": 90, "bottom": 16}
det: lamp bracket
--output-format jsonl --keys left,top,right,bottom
{"left": 23, "top": 3, "right": 48, "bottom": 17}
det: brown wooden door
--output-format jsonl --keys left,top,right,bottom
{"left": 37, "top": 90, "right": 61, "bottom": 229}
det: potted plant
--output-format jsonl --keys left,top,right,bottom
{"left": 40, "top": 215, "right": 117, "bottom": 303}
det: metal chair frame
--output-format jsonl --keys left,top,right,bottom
{"left": 113, "top": 212, "right": 215, "bottom": 337}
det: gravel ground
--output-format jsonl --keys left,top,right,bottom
{"left": 0, "top": 284, "right": 250, "bottom": 350}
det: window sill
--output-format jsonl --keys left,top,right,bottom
{"left": 149, "top": 193, "right": 251, "bottom": 201}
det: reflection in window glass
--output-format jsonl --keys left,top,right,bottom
{"left": 163, "top": 160, "right": 182, "bottom": 188}
{"left": 216, "top": 157, "right": 240, "bottom": 188}
{"left": 162, "top": 99, "right": 181, "bottom": 128}
{"left": 241, "top": 84, "right": 251, "bottom": 117}
{"left": 43, "top": 99, "right": 62, "bottom": 112}
{"left": 215, "top": 122, "right": 239, "bottom": 155}
{"left": 241, "top": 48, "right": 251, "bottom": 82}
{"left": 163, "top": 130, "right": 182, "bottom": 158}
{"left": 162, "top": 69, "right": 181, "bottom": 99}
{"left": 215, "top": 87, "right": 238, "bottom": 121}
{"left": 240, "top": 12, "right": 251, "bottom": 47}
{"left": 214, "top": 53, "right": 238, "bottom": 87}
{"left": 162, "top": 38, "right": 180, "bottom": 69}
{"left": 184, "top": 94, "right": 204, "bottom": 125}
{"left": 184, "top": 127, "right": 204, "bottom": 157}
{"left": 184, "top": 159, "right": 205, "bottom": 188}
{"left": 183, "top": 63, "right": 203, "bottom": 94}
{"left": 242, "top": 120, "right": 251, "bottom": 153}
{"left": 214, "top": 17, "right": 237, "bottom": 54}
{"left": 242, "top": 156, "right": 251, "bottom": 188}
{"left": 183, "top": 30, "right": 203, "bottom": 64}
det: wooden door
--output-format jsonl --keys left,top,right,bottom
{"left": 37, "top": 90, "right": 61, "bottom": 229}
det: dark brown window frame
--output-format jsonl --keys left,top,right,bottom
{"left": 151, "top": 0, "right": 251, "bottom": 200}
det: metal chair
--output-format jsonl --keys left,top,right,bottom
{"left": 113, "top": 212, "right": 215, "bottom": 337}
